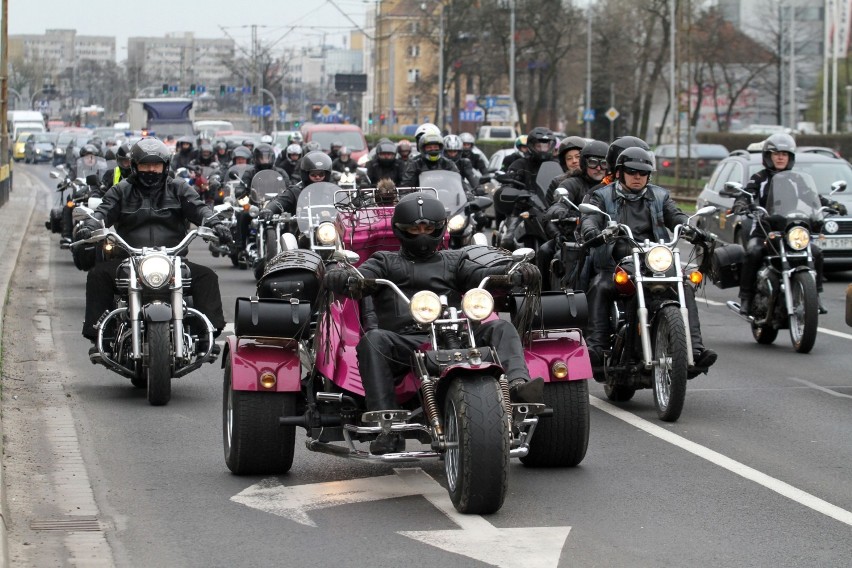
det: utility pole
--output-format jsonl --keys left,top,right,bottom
{"left": 1, "top": 0, "right": 9, "bottom": 206}
{"left": 509, "top": 0, "right": 516, "bottom": 128}
{"left": 585, "top": 10, "right": 592, "bottom": 139}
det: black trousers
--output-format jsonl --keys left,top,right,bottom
{"left": 585, "top": 270, "right": 705, "bottom": 355}
{"left": 355, "top": 319, "right": 530, "bottom": 411}
{"left": 740, "top": 237, "right": 824, "bottom": 299}
{"left": 82, "top": 258, "right": 226, "bottom": 339}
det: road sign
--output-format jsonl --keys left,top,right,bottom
{"left": 485, "top": 96, "right": 497, "bottom": 109}
{"left": 606, "top": 107, "right": 620, "bottom": 121}
{"left": 459, "top": 110, "right": 484, "bottom": 122}
{"left": 583, "top": 108, "right": 595, "bottom": 122}
{"left": 320, "top": 105, "right": 332, "bottom": 117}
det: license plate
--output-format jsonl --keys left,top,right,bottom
{"left": 819, "top": 237, "right": 852, "bottom": 250}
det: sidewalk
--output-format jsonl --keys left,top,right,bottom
{"left": 0, "top": 170, "right": 41, "bottom": 568}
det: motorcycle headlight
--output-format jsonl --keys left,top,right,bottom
{"left": 461, "top": 288, "right": 494, "bottom": 322}
{"left": 448, "top": 214, "right": 466, "bottom": 232}
{"left": 645, "top": 246, "right": 674, "bottom": 273}
{"left": 138, "top": 254, "right": 172, "bottom": 289}
{"left": 786, "top": 226, "right": 810, "bottom": 250}
{"left": 410, "top": 290, "right": 442, "bottom": 324}
{"left": 316, "top": 222, "right": 337, "bottom": 245}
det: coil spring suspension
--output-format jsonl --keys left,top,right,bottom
{"left": 499, "top": 375, "right": 511, "bottom": 418}
{"left": 421, "top": 379, "right": 442, "bottom": 437}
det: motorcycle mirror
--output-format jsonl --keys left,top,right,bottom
{"left": 554, "top": 187, "right": 568, "bottom": 198}
{"left": 512, "top": 248, "right": 536, "bottom": 263}
{"left": 85, "top": 174, "right": 99, "bottom": 187}
{"left": 579, "top": 203, "right": 604, "bottom": 216}
{"left": 719, "top": 181, "right": 744, "bottom": 198}
{"left": 228, "top": 170, "right": 240, "bottom": 181}
{"left": 694, "top": 205, "right": 717, "bottom": 217}
{"left": 74, "top": 177, "right": 87, "bottom": 186}
{"left": 50, "top": 171, "right": 61, "bottom": 179}
{"left": 831, "top": 180, "right": 847, "bottom": 194}
{"left": 332, "top": 249, "right": 360, "bottom": 265}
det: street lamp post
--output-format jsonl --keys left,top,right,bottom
{"left": 845, "top": 86, "right": 852, "bottom": 132}
{"left": 438, "top": 4, "right": 445, "bottom": 131}
{"left": 259, "top": 88, "right": 278, "bottom": 134}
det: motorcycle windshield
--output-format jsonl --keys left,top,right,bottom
{"left": 765, "top": 170, "right": 821, "bottom": 220}
{"left": 295, "top": 181, "right": 339, "bottom": 233}
{"left": 535, "top": 161, "right": 563, "bottom": 194}
{"left": 249, "top": 170, "right": 288, "bottom": 204}
{"left": 75, "top": 156, "right": 108, "bottom": 180}
{"left": 226, "top": 164, "right": 250, "bottom": 198}
{"left": 419, "top": 170, "right": 467, "bottom": 214}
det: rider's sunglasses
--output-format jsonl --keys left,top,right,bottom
{"left": 395, "top": 221, "right": 438, "bottom": 234}
{"left": 308, "top": 170, "right": 326, "bottom": 178}
{"left": 623, "top": 167, "right": 650, "bottom": 177}
{"left": 586, "top": 157, "right": 607, "bottom": 169}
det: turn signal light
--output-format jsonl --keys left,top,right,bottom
{"left": 67, "top": 200, "right": 75, "bottom": 207}
{"left": 259, "top": 371, "right": 277, "bottom": 389}
{"left": 613, "top": 267, "right": 636, "bottom": 295}
{"left": 551, "top": 360, "right": 569, "bottom": 380}
{"left": 689, "top": 271, "right": 703, "bottom": 285}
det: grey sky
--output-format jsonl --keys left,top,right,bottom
{"left": 6, "top": 0, "right": 373, "bottom": 59}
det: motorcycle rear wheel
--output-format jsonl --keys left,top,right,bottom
{"left": 520, "top": 380, "right": 589, "bottom": 467}
{"left": 145, "top": 322, "right": 172, "bottom": 406}
{"left": 223, "top": 354, "right": 296, "bottom": 474}
{"left": 443, "top": 375, "right": 508, "bottom": 514}
{"left": 751, "top": 322, "right": 778, "bottom": 344}
{"left": 789, "top": 271, "right": 818, "bottom": 353}
{"left": 604, "top": 383, "right": 636, "bottom": 402}
{"left": 652, "top": 306, "right": 688, "bottom": 422}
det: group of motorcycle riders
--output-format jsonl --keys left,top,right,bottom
{"left": 66, "top": 122, "right": 847, "bottom": 454}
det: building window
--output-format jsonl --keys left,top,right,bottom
{"left": 408, "top": 44, "right": 420, "bottom": 58}
{"left": 409, "top": 22, "right": 420, "bottom": 34}
{"left": 407, "top": 69, "right": 420, "bottom": 83}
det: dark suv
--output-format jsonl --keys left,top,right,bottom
{"left": 696, "top": 149, "right": 852, "bottom": 269}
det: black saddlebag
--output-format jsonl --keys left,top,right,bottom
{"left": 256, "top": 249, "right": 325, "bottom": 302}
{"left": 234, "top": 296, "right": 312, "bottom": 339}
{"left": 508, "top": 290, "right": 588, "bottom": 330}
{"left": 709, "top": 243, "right": 744, "bottom": 289}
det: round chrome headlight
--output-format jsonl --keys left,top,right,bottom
{"left": 645, "top": 246, "right": 674, "bottom": 273}
{"left": 316, "top": 222, "right": 337, "bottom": 245}
{"left": 447, "top": 214, "right": 466, "bottom": 232}
{"left": 786, "top": 226, "right": 810, "bottom": 250}
{"left": 461, "top": 288, "right": 494, "bottom": 321}
{"left": 410, "top": 291, "right": 442, "bottom": 324}
{"left": 138, "top": 254, "right": 172, "bottom": 289}
{"left": 824, "top": 220, "right": 839, "bottom": 234}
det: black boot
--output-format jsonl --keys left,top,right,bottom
{"left": 739, "top": 296, "right": 752, "bottom": 315}
{"left": 370, "top": 432, "right": 405, "bottom": 455}
{"left": 818, "top": 295, "right": 828, "bottom": 315}
{"left": 509, "top": 377, "right": 544, "bottom": 404}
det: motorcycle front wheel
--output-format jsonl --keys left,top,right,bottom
{"left": 145, "top": 321, "right": 172, "bottom": 406}
{"left": 223, "top": 354, "right": 296, "bottom": 474}
{"left": 443, "top": 375, "right": 508, "bottom": 514}
{"left": 652, "top": 306, "right": 688, "bottom": 422}
{"left": 789, "top": 271, "right": 818, "bottom": 353}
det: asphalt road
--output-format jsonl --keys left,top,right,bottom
{"left": 4, "top": 163, "right": 852, "bottom": 568}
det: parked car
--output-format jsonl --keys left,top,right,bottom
{"left": 696, "top": 149, "right": 852, "bottom": 269}
{"left": 53, "top": 128, "right": 93, "bottom": 166}
{"left": 654, "top": 143, "right": 729, "bottom": 179}
{"left": 301, "top": 123, "right": 368, "bottom": 162}
{"left": 24, "top": 132, "right": 58, "bottom": 164}
{"left": 487, "top": 148, "right": 516, "bottom": 172}
{"left": 476, "top": 125, "right": 517, "bottom": 142}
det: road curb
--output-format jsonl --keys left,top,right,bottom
{"left": 0, "top": 172, "right": 40, "bottom": 568}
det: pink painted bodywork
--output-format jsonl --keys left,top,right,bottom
{"left": 524, "top": 329, "right": 593, "bottom": 382}
{"left": 225, "top": 336, "right": 302, "bottom": 392}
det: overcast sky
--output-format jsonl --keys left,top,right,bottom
{"left": 6, "top": 0, "right": 373, "bottom": 59}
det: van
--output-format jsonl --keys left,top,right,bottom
{"left": 476, "top": 125, "right": 517, "bottom": 142}
{"left": 301, "top": 123, "right": 369, "bottom": 161}
{"left": 7, "top": 110, "right": 46, "bottom": 141}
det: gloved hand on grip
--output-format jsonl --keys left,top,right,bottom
{"left": 510, "top": 263, "right": 541, "bottom": 287}
{"left": 324, "top": 269, "right": 364, "bottom": 299}
{"left": 213, "top": 223, "right": 232, "bottom": 244}
{"left": 259, "top": 208, "right": 274, "bottom": 221}
{"left": 829, "top": 200, "right": 848, "bottom": 216}
{"left": 75, "top": 225, "right": 93, "bottom": 241}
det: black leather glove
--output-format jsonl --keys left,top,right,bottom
{"left": 75, "top": 225, "right": 93, "bottom": 241}
{"left": 510, "top": 263, "right": 541, "bottom": 287}
{"left": 830, "top": 200, "right": 848, "bottom": 216}
{"left": 213, "top": 223, "right": 232, "bottom": 244}
{"left": 324, "top": 269, "right": 363, "bottom": 299}
{"left": 259, "top": 208, "right": 274, "bottom": 221}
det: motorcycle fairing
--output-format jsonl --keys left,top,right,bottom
{"left": 523, "top": 330, "right": 592, "bottom": 381}
{"left": 224, "top": 335, "right": 301, "bottom": 392}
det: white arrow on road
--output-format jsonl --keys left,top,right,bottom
{"left": 231, "top": 468, "right": 571, "bottom": 568}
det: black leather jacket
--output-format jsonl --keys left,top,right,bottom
{"left": 366, "top": 159, "right": 406, "bottom": 186}
{"left": 84, "top": 175, "right": 219, "bottom": 249}
{"left": 357, "top": 246, "right": 510, "bottom": 333}
{"left": 400, "top": 156, "right": 460, "bottom": 187}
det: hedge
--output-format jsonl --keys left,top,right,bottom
{"left": 697, "top": 132, "right": 852, "bottom": 158}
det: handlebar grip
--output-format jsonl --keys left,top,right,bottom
{"left": 488, "top": 275, "right": 511, "bottom": 287}
{"left": 581, "top": 232, "right": 606, "bottom": 250}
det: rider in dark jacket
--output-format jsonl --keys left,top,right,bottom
{"left": 170, "top": 136, "right": 196, "bottom": 172}
{"left": 399, "top": 133, "right": 460, "bottom": 187}
{"left": 323, "top": 192, "right": 543, "bottom": 454}
{"left": 365, "top": 140, "right": 405, "bottom": 186}
{"left": 76, "top": 138, "right": 231, "bottom": 350}
{"left": 262, "top": 151, "right": 332, "bottom": 218}
{"left": 580, "top": 146, "right": 717, "bottom": 371}
{"left": 100, "top": 142, "right": 133, "bottom": 192}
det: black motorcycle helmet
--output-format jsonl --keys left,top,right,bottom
{"left": 557, "top": 135, "right": 587, "bottom": 170}
{"left": 526, "top": 127, "right": 556, "bottom": 163}
{"left": 605, "top": 136, "right": 650, "bottom": 174}
{"left": 762, "top": 133, "right": 796, "bottom": 171}
{"left": 579, "top": 140, "right": 609, "bottom": 172}
{"left": 304, "top": 141, "right": 322, "bottom": 153}
{"left": 87, "top": 137, "right": 104, "bottom": 155}
{"left": 376, "top": 141, "right": 397, "bottom": 166}
{"left": 253, "top": 143, "right": 276, "bottom": 170}
{"left": 241, "top": 138, "right": 256, "bottom": 152}
{"left": 231, "top": 145, "right": 253, "bottom": 164}
{"left": 615, "top": 147, "right": 656, "bottom": 186}
{"left": 300, "top": 151, "right": 333, "bottom": 186}
{"left": 115, "top": 142, "right": 133, "bottom": 176}
{"left": 104, "top": 147, "right": 117, "bottom": 161}
{"left": 130, "top": 138, "right": 171, "bottom": 191}
{"left": 79, "top": 144, "right": 99, "bottom": 159}
{"left": 214, "top": 141, "right": 228, "bottom": 156}
{"left": 392, "top": 192, "right": 447, "bottom": 259}
{"left": 177, "top": 135, "right": 194, "bottom": 155}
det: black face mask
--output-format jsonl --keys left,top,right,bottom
{"left": 401, "top": 234, "right": 440, "bottom": 259}
{"left": 137, "top": 171, "right": 165, "bottom": 191}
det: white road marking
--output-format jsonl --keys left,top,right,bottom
{"left": 786, "top": 377, "right": 852, "bottom": 399}
{"left": 232, "top": 468, "right": 571, "bottom": 568}
{"left": 589, "top": 396, "right": 852, "bottom": 528}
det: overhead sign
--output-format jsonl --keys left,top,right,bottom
{"left": 334, "top": 73, "right": 368, "bottom": 93}
{"left": 606, "top": 107, "right": 620, "bottom": 122}
{"left": 459, "top": 110, "right": 484, "bottom": 122}
{"left": 232, "top": 468, "right": 572, "bottom": 568}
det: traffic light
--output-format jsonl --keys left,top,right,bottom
{"left": 219, "top": 84, "right": 226, "bottom": 96}
{"left": 162, "top": 83, "right": 169, "bottom": 95}
{"left": 368, "top": 112, "right": 373, "bottom": 125}
{"left": 293, "top": 120, "right": 301, "bottom": 129}
{"left": 379, "top": 113, "right": 386, "bottom": 125}
{"left": 190, "top": 84, "right": 197, "bottom": 95}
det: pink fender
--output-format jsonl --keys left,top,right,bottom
{"left": 524, "top": 330, "right": 593, "bottom": 382}
{"left": 224, "top": 335, "right": 302, "bottom": 392}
